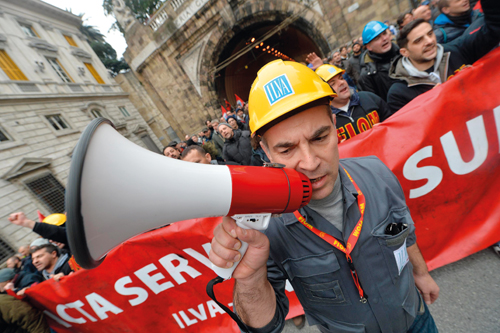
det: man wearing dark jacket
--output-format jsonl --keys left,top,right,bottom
{"left": 433, "top": 0, "right": 483, "bottom": 44}
{"left": 218, "top": 123, "right": 253, "bottom": 165}
{"left": 346, "top": 42, "right": 363, "bottom": 85}
{"left": 387, "top": 0, "right": 500, "bottom": 113}
{"left": 316, "top": 64, "right": 392, "bottom": 142}
{"left": 9, "top": 212, "right": 68, "bottom": 244}
{"left": 31, "top": 243, "right": 72, "bottom": 280}
{"left": 358, "top": 21, "right": 400, "bottom": 101}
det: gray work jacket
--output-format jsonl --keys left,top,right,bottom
{"left": 251, "top": 156, "right": 419, "bottom": 333}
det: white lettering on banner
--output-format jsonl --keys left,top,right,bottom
{"left": 134, "top": 263, "right": 174, "bottom": 294}
{"left": 183, "top": 242, "right": 212, "bottom": 269}
{"left": 403, "top": 146, "right": 443, "bottom": 199}
{"left": 49, "top": 243, "right": 221, "bottom": 326}
{"left": 189, "top": 303, "right": 208, "bottom": 321}
{"left": 158, "top": 253, "right": 202, "bottom": 284}
{"left": 56, "top": 300, "right": 96, "bottom": 324}
{"left": 43, "top": 311, "right": 72, "bottom": 328}
{"left": 114, "top": 276, "right": 149, "bottom": 306}
{"left": 172, "top": 313, "right": 185, "bottom": 328}
{"left": 441, "top": 115, "right": 488, "bottom": 175}
{"left": 85, "top": 293, "right": 123, "bottom": 320}
{"left": 403, "top": 109, "right": 498, "bottom": 198}
{"left": 173, "top": 300, "right": 228, "bottom": 328}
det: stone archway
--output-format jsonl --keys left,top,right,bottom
{"left": 198, "top": 0, "right": 336, "bottom": 110}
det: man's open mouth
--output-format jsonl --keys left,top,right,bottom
{"left": 310, "top": 175, "right": 324, "bottom": 183}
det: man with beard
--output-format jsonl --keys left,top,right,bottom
{"left": 433, "top": 0, "right": 483, "bottom": 44}
{"left": 316, "top": 64, "right": 392, "bottom": 142}
{"left": 358, "top": 21, "right": 400, "bottom": 101}
{"left": 163, "top": 144, "right": 181, "bottom": 159}
{"left": 387, "top": 0, "right": 500, "bottom": 113}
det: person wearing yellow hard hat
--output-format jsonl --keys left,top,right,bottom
{"left": 315, "top": 64, "right": 392, "bottom": 143}
{"left": 42, "top": 213, "right": 66, "bottom": 226}
{"left": 210, "top": 60, "right": 439, "bottom": 332}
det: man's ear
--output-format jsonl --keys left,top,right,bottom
{"left": 441, "top": 6, "right": 450, "bottom": 15}
{"left": 205, "top": 153, "right": 212, "bottom": 162}
{"left": 365, "top": 43, "right": 373, "bottom": 52}
{"left": 400, "top": 47, "right": 410, "bottom": 58}
{"left": 259, "top": 140, "right": 273, "bottom": 163}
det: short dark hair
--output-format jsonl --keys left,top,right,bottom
{"left": 397, "top": 10, "right": 413, "bottom": 29}
{"left": 340, "top": 46, "right": 347, "bottom": 52}
{"left": 32, "top": 243, "right": 59, "bottom": 257}
{"left": 437, "top": 0, "right": 450, "bottom": 11}
{"left": 181, "top": 144, "right": 206, "bottom": 159}
{"left": 397, "top": 18, "right": 428, "bottom": 48}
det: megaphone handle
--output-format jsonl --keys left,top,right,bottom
{"left": 211, "top": 213, "right": 272, "bottom": 280}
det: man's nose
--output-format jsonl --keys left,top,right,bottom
{"left": 297, "top": 147, "right": 320, "bottom": 172}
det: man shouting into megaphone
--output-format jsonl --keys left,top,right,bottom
{"left": 209, "top": 60, "right": 439, "bottom": 333}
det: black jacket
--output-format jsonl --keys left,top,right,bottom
{"left": 332, "top": 91, "right": 391, "bottom": 142}
{"left": 358, "top": 43, "right": 400, "bottom": 101}
{"left": 346, "top": 53, "right": 362, "bottom": 85}
{"left": 222, "top": 130, "right": 253, "bottom": 165}
{"left": 433, "top": 10, "right": 483, "bottom": 44}
{"left": 387, "top": 0, "right": 500, "bottom": 113}
{"left": 33, "top": 222, "right": 67, "bottom": 244}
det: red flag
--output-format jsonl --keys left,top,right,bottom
{"left": 235, "top": 94, "right": 245, "bottom": 107}
{"left": 225, "top": 99, "right": 232, "bottom": 111}
{"left": 37, "top": 210, "right": 45, "bottom": 222}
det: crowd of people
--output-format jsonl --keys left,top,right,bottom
{"left": 162, "top": 0, "right": 497, "bottom": 170}
{"left": 2, "top": 0, "right": 499, "bottom": 332}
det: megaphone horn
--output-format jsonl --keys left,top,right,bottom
{"left": 66, "top": 118, "right": 312, "bottom": 277}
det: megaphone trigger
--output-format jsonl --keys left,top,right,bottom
{"left": 211, "top": 213, "right": 271, "bottom": 280}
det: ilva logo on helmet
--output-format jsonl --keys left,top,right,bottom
{"left": 264, "top": 74, "right": 295, "bottom": 105}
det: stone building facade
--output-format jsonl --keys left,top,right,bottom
{"left": 0, "top": 0, "right": 162, "bottom": 262}
{"left": 117, "top": 0, "right": 410, "bottom": 138}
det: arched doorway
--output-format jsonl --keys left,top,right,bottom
{"left": 214, "top": 18, "right": 329, "bottom": 106}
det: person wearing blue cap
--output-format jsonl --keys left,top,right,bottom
{"left": 358, "top": 21, "right": 400, "bottom": 101}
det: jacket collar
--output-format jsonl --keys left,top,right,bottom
{"left": 389, "top": 51, "right": 451, "bottom": 87}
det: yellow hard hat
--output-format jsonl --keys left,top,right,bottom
{"left": 315, "top": 64, "right": 345, "bottom": 83}
{"left": 42, "top": 213, "right": 66, "bottom": 226}
{"left": 248, "top": 60, "right": 336, "bottom": 135}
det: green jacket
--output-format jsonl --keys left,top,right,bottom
{"left": 0, "top": 294, "right": 50, "bottom": 333}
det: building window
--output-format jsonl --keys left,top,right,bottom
{"left": 19, "top": 23, "right": 39, "bottom": 38}
{"left": 83, "top": 63, "right": 105, "bottom": 84}
{"left": 45, "top": 57, "right": 73, "bottom": 83}
{"left": 90, "top": 109, "right": 103, "bottom": 118}
{"left": 45, "top": 114, "right": 70, "bottom": 131}
{"left": 118, "top": 106, "right": 130, "bottom": 117}
{"left": 0, "top": 126, "right": 12, "bottom": 142}
{"left": 0, "top": 237, "right": 16, "bottom": 265}
{"left": 24, "top": 173, "right": 65, "bottom": 214}
{"left": 0, "top": 50, "right": 28, "bottom": 81}
{"left": 64, "top": 35, "right": 78, "bottom": 47}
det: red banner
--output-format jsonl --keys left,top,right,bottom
{"left": 24, "top": 48, "right": 500, "bottom": 332}
{"left": 24, "top": 218, "right": 303, "bottom": 332}
{"left": 339, "top": 48, "right": 500, "bottom": 270}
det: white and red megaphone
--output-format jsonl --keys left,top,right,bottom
{"left": 66, "top": 118, "right": 312, "bottom": 278}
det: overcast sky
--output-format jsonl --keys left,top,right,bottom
{"left": 42, "top": 0, "right": 127, "bottom": 57}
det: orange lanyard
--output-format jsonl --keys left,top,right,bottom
{"left": 293, "top": 166, "right": 367, "bottom": 302}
